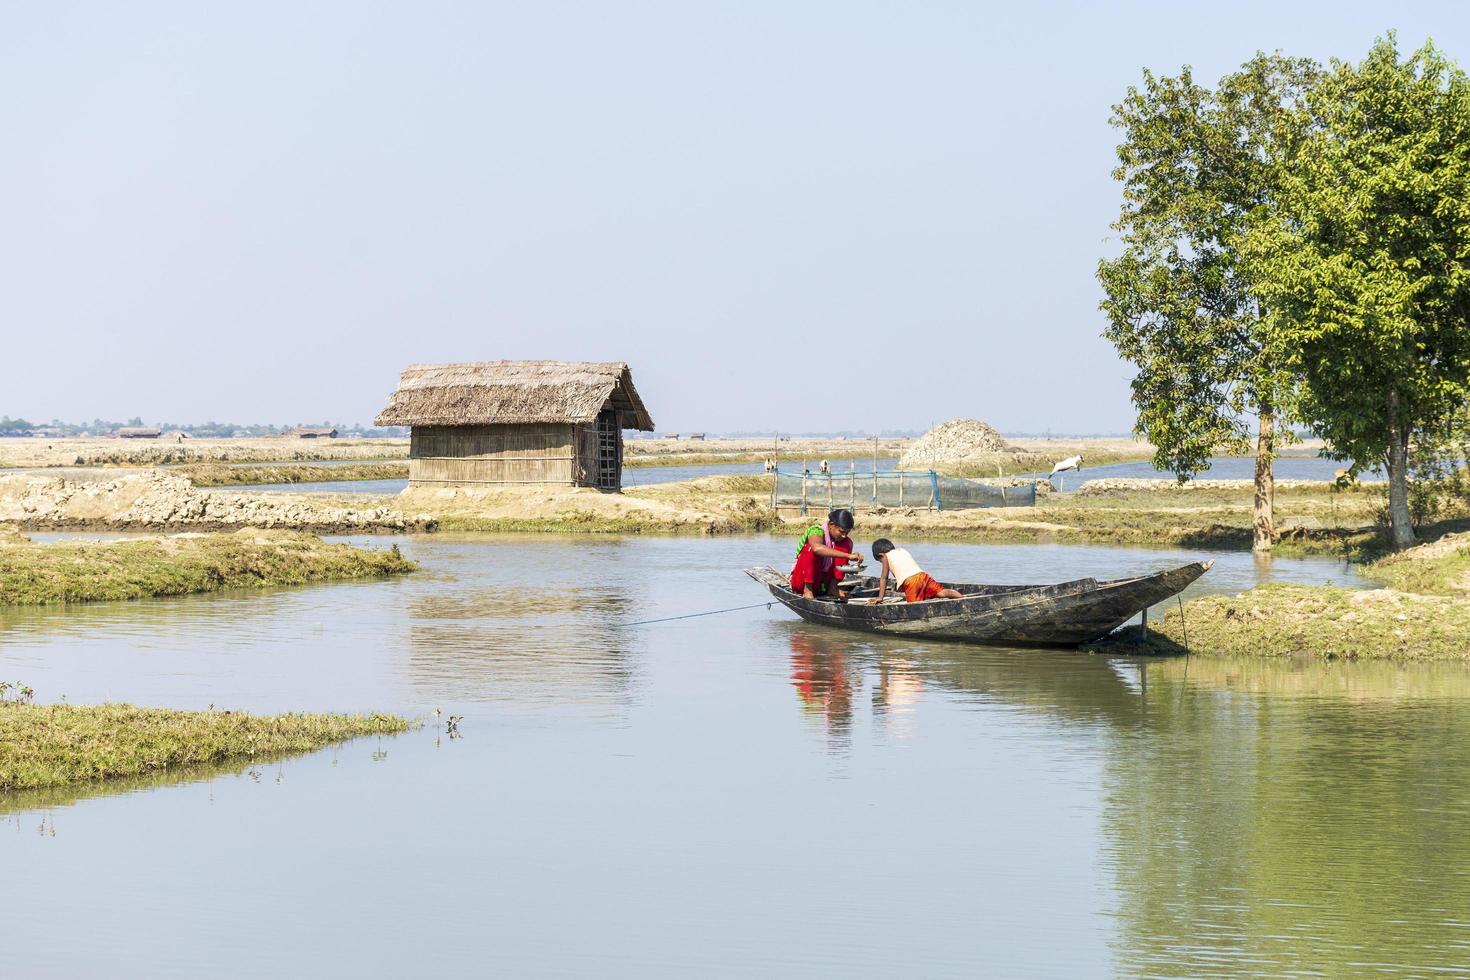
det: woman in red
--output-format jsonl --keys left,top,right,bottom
{"left": 790, "top": 508, "right": 863, "bottom": 600}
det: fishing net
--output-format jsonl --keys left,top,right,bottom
{"left": 771, "top": 469, "right": 1034, "bottom": 511}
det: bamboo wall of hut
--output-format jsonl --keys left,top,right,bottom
{"left": 375, "top": 360, "right": 652, "bottom": 490}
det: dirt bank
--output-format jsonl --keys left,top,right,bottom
{"left": 402, "top": 475, "right": 784, "bottom": 534}
{"left": 0, "top": 437, "right": 408, "bottom": 468}
{"left": 0, "top": 472, "right": 432, "bottom": 533}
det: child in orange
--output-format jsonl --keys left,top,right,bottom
{"left": 870, "top": 539, "right": 963, "bottom": 603}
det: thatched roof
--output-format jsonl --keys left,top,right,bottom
{"left": 374, "top": 360, "right": 655, "bottom": 430}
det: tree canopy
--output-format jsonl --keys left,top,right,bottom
{"left": 1099, "top": 53, "right": 1317, "bottom": 550}
{"left": 1247, "top": 36, "right": 1470, "bottom": 547}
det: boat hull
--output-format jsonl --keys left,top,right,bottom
{"left": 745, "top": 561, "right": 1212, "bottom": 647}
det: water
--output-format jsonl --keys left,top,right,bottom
{"left": 245, "top": 477, "right": 411, "bottom": 494}
{"left": 624, "top": 456, "right": 902, "bottom": 487}
{"left": 3, "top": 535, "right": 1468, "bottom": 977}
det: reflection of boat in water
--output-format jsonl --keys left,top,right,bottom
{"left": 746, "top": 561, "right": 1212, "bottom": 647}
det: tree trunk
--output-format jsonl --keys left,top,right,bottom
{"left": 1385, "top": 389, "right": 1416, "bottom": 550}
{"left": 1253, "top": 406, "right": 1275, "bottom": 554}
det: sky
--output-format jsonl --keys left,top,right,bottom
{"left": 4, "top": 2, "right": 1469, "bottom": 434}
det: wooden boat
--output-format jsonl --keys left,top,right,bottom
{"left": 744, "top": 561, "right": 1213, "bottom": 647}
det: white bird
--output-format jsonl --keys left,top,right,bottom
{"left": 1050, "top": 455, "right": 1084, "bottom": 476}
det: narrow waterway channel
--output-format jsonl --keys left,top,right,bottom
{"left": 3, "top": 535, "right": 1466, "bottom": 977}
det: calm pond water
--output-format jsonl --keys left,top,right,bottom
{"left": 3, "top": 535, "right": 1468, "bottom": 977}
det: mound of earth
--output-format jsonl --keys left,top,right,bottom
{"left": 898, "top": 419, "right": 1018, "bottom": 468}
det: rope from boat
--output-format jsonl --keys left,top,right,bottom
{"left": 620, "top": 601, "right": 775, "bottom": 629}
{"left": 1177, "top": 595, "right": 1190, "bottom": 655}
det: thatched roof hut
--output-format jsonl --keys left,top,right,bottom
{"left": 117, "top": 427, "right": 162, "bottom": 439}
{"left": 375, "top": 360, "right": 654, "bottom": 490}
{"left": 286, "top": 426, "right": 339, "bottom": 439}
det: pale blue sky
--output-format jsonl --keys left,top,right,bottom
{"left": 4, "top": 2, "right": 1468, "bottom": 433}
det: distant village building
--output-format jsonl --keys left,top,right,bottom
{"left": 116, "top": 427, "right": 162, "bottom": 439}
{"left": 686, "top": 432, "right": 706, "bottom": 441}
{"left": 375, "top": 360, "right": 654, "bottom": 491}
{"left": 162, "top": 430, "right": 191, "bottom": 442}
{"left": 286, "top": 427, "right": 339, "bottom": 439}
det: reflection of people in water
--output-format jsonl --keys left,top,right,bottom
{"left": 788, "top": 630, "right": 853, "bottom": 738}
{"left": 789, "top": 630, "right": 926, "bottom": 743}
{"left": 873, "top": 656, "right": 925, "bottom": 741}
{"left": 790, "top": 508, "right": 863, "bottom": 601}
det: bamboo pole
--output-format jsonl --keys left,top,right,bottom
{"left": 872, "top": 436, "right": 879, "bottom": 502}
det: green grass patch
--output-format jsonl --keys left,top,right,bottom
{"left": 171, "top": 462, "right": 408, "bottom": 486}
{"left": 435, "top": 509, "right": 781, "bottom": 535}
{"left": 1363, "top": 532, "right": 1470, "bottom": 595}
{"left": 0, "top": 528, "right": 416, "bottom": 604}
{"left": 0, "top": 700, "right": 413, "bottom": 792}
{"left": 1129, "top": 584, "right": 1470, "bottom": 661}
{"left": 1091, "top": 533, "right": 1470, "bottom": 660}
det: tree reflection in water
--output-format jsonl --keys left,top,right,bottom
{"left": 780, "top": 626, "right": 1470, "bottom": 974}
{"left": 1105, "top": 656, "right": 1470, "bottom": 976}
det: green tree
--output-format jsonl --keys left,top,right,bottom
{"left": 1250, "top": 36, "right": 1470, "bottom": 549}
{"left": 1099, "top": 53, "right": 1318, "bottom": 552}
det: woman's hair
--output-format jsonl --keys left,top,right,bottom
{"left": 828, "top": 508, "right": 855, "bottom": 531}
{"left": 871, "top": 538, "right": 895, "bottom": 558}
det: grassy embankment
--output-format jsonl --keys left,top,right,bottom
{"left": 420, "top": 474, "right": 1393, "bottom": 547}
{"left": 1014, "top": 482, "right": 1382, "bottom": 554}
{"left": 0, "top": 696, "right": 412, "bottom": 793}
{"left": 828, "top": 481, "right": 1391, "bottom": 553}
{"left": 171, "top": 462, "right": 408, "bottom": 486}
{"left": 0, "top": 526, "right": 415, "bottom": 604}
{"left": 1095, "top": 530, "right": 1470, "bottom": 661}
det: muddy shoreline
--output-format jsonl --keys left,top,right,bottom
{"left": 0, "top": 473, "right": 434, "bottom": 534}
